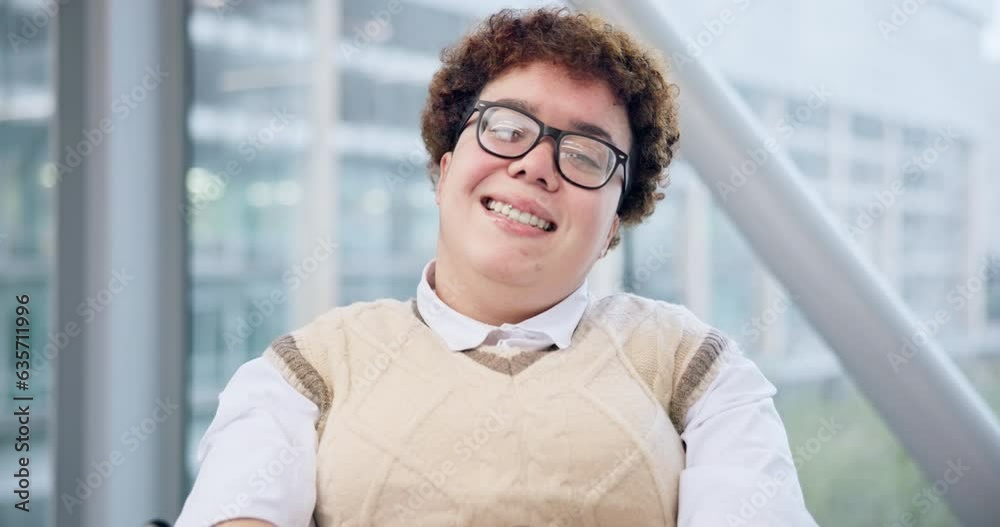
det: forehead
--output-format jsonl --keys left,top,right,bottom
{"left": 478, "top": 61, "right": 632, "bottom": 151}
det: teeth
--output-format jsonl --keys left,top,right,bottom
{"left": 485, "top": 199, "right": 553, "bottom": 231}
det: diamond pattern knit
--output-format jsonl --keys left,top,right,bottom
{"left": 265, "top": 293, "right": 732, "bottom": 527}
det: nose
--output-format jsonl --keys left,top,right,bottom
{"left": 507, "top": 137, "right": 561, "bottom": 192}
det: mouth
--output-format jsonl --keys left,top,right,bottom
{"left": 480, "top": 197, "right": 557, "bottom": 233}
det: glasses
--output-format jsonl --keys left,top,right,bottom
{"left": 454, "top": 100, "right": 630, "bottom": 206}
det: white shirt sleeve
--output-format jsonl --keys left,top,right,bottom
{"left": 677, "top": 352, "right": 819, "bottom": 526}
{"left": 175, "top": 357, "right": 319, "bottom": 527}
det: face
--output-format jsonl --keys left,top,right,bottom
{"left": 436, "top": 60, "right": 631, "bottom": 300}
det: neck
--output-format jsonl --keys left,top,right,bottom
{"left": 432, "top": 252, "right": 565, "bottom": 327}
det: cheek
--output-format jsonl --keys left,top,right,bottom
{"left": 448, "top": 152, "right": 503, "bottom": 196}
{"left": 564, "top": 194, "right": 611, "bottom": 240}
{"left": 440, "top": 169, "right": 484, "bottom": 220}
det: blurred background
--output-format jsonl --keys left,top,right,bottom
{"left": 1, "top": 0, "right": 999, "bottom": 525}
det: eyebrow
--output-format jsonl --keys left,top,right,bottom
{"left": 494, "top": 97, "right": 618, "bottom": 144}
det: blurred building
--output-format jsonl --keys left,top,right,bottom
{"left": 181, "top": 0, "right": 488, "bottom": 484}
{"left": 1, "top": 0, "right": 56, "bottom": 523}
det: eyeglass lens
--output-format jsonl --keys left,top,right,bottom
{"left": 477, "top": 106, "right": 616, "bottom": 188}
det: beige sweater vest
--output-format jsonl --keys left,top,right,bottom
{"left": 265, "top": 292, "right": 733, "bottom": 527}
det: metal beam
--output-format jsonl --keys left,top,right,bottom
{"left": 53, "top": 0, "right": 189, "bottom": 524}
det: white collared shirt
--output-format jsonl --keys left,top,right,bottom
{"left": 415, "top": 260, "right": 590, "bottom": 354}
{"left": 176, "top": 260, "right": 817, "bottom": 526}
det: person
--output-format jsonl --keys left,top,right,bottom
{"left": 176, "top": 7, "right": 817, "bottom": 527}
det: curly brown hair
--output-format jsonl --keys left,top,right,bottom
{"left": 420, "top": 7, "right": 680, "bottom": 250}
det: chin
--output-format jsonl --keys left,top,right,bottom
{"left": 468, "top": 243, "right": 545, "bottom": 285}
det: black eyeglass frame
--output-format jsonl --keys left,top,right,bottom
{"left": 452, "top": 100, "right": 632, "bottom": 214}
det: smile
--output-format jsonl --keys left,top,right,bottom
{"left": 480, "top": 198, "right": 556, "bottom": 233}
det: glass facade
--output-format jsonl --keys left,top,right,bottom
{"left": 1, "top": 0, "right": 55, "bottom": 524}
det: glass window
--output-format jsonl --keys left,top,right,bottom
{"left": 375, "top": 3, "right": 474, "bottom": 55}
{"left": 733, "top": 81, "right": 770, "bottom": 116}
{"left": 185, "top": 0, "right": 314, "bottom": 488}
{"left": 784, "top": 96, "right": 829, "bottom": 130}
{"left": 790, "top": 149, "right": 828, "bottom": 179}
{"left": 902, "top": 126, "right": 930, "bottom": 149}
{"left": 341, "top": 71, "right": 375, "bottom": 122}
{"left": 0, "top": 1, "right": 54, "bottom": 524}
{"left": 989, "top": 261, "right": 1000, "bottom": 322}
{"left": 707, "top": 204, "right": 758, "bottom": 337}
{"left": 851, "top": 113, "right": 884, "bottom": 140}
{"left": 185, "top": 0, "right": 451, "bottom": 490}
{"left": 850, "top": 160, "right": 882, "bottom": 185}
{"left": 626, "top": 180, "right": 685, "bottom": 302}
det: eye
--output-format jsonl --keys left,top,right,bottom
{"left": 486, "top": 122, "right": 526, "bottom": 142}
{"left": 560, "top": 140, "right": 607, "bottom": 171}
{"left": 563, "top": 151, "right": 602, "bottom": 169}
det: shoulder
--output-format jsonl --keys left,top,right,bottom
{"left": 587, "top": 292, "right": 713, "bottom": 341}
{"left": 260, "top": 298, "right": 415, "bottom": 426}
{"left": 278, "top": 297, "right": 415, "bottom": 350}
{"left": 595, "top": 293, "right": 742, "bottom": 429}
{"left": 588, "top": 292, "right": 735, "bottom": 385}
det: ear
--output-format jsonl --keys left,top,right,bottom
{"left": 601, "top": 214, "right": 621, "bottom": 258}
{"left": 436, "top": 152, "right": 452, "bottom": 206}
